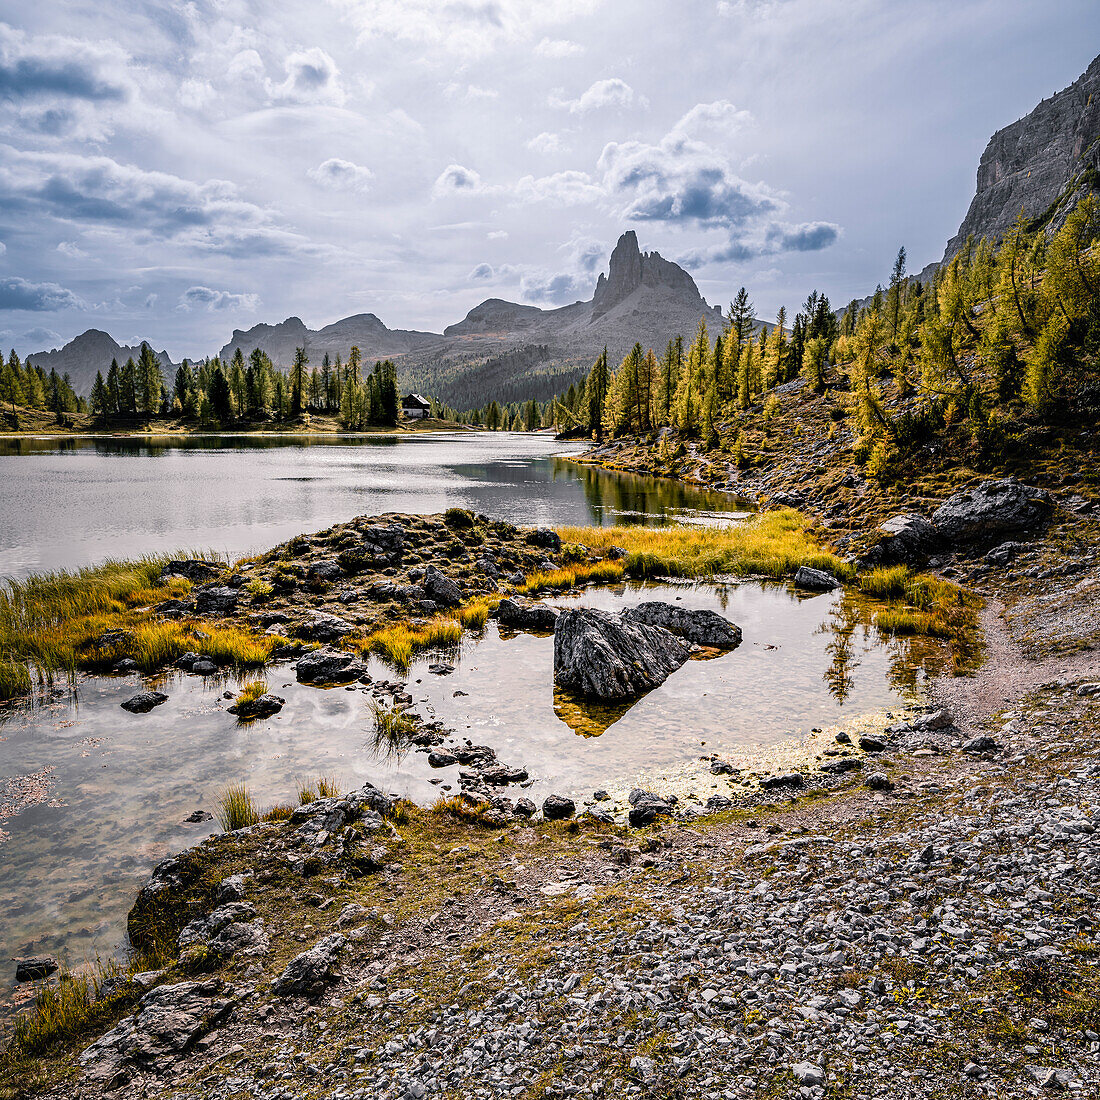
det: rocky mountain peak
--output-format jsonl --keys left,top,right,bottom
{"left": 591, "top": 230, "right": 709, "bottom": 320}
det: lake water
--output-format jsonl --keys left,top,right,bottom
{"left": 0, "top": 433, "right": 748, "bottom": 582}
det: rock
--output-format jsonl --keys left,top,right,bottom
{"left": 427, "top": 751, "right": 457, "bottom": 768}
{"left": 363, "top": 524, "right": 405, "bottom": 556}
{"left": 931, "top": 478, "right": 1053, "bottom": 547}
{"left": 297, "top": 612, "right": 354, "bottom": 642}
{"left": 835, "top": 731, "right": 851, "bottom": 744}
{"left": 864, "top": 773, "right": 894, "bottom": 792}
{"left": 821, "top": 757, "right": 863, "bottom": 774}
{"left": 497, "top": 597, "right": 559, "bottom": 632}
{"left": 120, "top": 691, "right": 168, "bottom": 714}
{"left": 705, "top": 795, "right": 733, "bottom": 811}
{"left": 193, "top": 585, "right": 240, "bottom": 615}
{"left": 178, "top": 903, "right": 269, "bottom": 959}
{"left": 15, "top": 955, "right": 58, "bottom": 982}
{"left": 913, "top": 709, "right": 953, "bottom": 731}
{"left": 760, "top": 773, "right": 804, "bottom": 790}
{"left": 792, "top": 1062, "right": 825, "bottom": 1087}
{"left": 272, "top": 934, "right": 346, "bottom": 996}
{"left": 226, "top": 693, "right": 284, "bottom": 719}
{"left": 422, "top": 566, "right": 463, "bottom": 608}
{"left": 962, "top": 735, "right": 999, "bottom": 753}
{"left": 858, "top": 735, "right": 887, "bottom": 753}
{"left": 184, "top": 810, "right": 213, "bottom": 823}
{"left": 307, "top": 560, "right": 343, "bottom": 582}
{"left": 863, "top": 513, "right": 941, "bottom": 567}
{"left": 159, "top": 559, "right": 220, "bottom": 584}
{"left": 628, "top": 789, "right": 674, "bottom": 827}
{"left": 542, "top": 794, "right": 576, "bottom": 820}
{"left": 481, "top": 763, "right": 529, "bottom": 785}
{"left": 112, "top": 658, "right": 139, "bottom": 673}
{"left": 295, "top": 648, "right": 367, "bottom": 685}
{"left": 1076, "top": 682, "right": 1100, "bottom": 697}
{"left": 214, "top": 874, "right": 246, "bottom": 903}
{"left": 606, "top": 546, "right": 627, "bottom": 560}
{"left": 793, "top": 566, "right": 841, "bottom": 591}
{"left": 525, "top": 528, "right": 562, "bottom": 552}
{"left": 80, "top": 979, "right": 234, "bottom": 1081}
{"left": 709, "top": 760, "right": 735, "bottom": 775}
{"left": 513, "top": 798, "right": 537, "bottom": 818}
{"left": 174, "top": 652, "right": 201, "bottom": 670}
{"left": 621, "top": 601, "right": 742, "bottom": 648}
{"left": 553, "top": 608, "right": 691, "bottom": 701}
{"left": 336, "top": 903, "right": 367, "bottom": 929}
{"left": 191, "top": 658, "right": 217, "bottom": 675}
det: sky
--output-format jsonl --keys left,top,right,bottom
{"left": 0, "top": 0, "right": 1096, "bottom": 359}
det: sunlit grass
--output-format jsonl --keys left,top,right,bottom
{"left": 455, "top": 598, "right": 493, "bottom": 629}
{"left": 215, "top": 782, "right": 258, "bottom": 831}
{"left": 262, "top": 803, "right": 296, "bottom": 822}
{"left": 859, "top": 564, "right": 911, "bottom": 599}
{"left": 236, "top": 679, "right": 268, "bottom": 705}
{"left": 516, "top": 560, "right": 625, "bottom": 596}
{"left": 361, "top": 616, "right": 463, "bottom": 671}
{"left": 431, "top": 792, "right": 496, "bottom": 825}
{"left": 369, "top": 700, "right": 418, "bottom": 758}
{"left": 557, "top": 510, "right": 853, "bottom": 581}
{"left": 296, "top": 775, "right": 341, "bottom": 804}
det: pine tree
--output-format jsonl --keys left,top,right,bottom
{"left": 290, "top": 347, "right": 308, "bottom": 416}
{"left": 586, "top": 349, "right": 610, "bottom": 439}
{"left": 138, "top": 344, "right": 162, "bottom": 419}
{"left": 90, "top": 370, "right": 108, "bottom": 421}
{"left": 119, "top": 358, "right": 137, "bottom": 416}
{"left": 0, "top": 352, "right": 22, "bottom": 421}
{"left": 886, "top": 246, "right": 907, "bottom": 346}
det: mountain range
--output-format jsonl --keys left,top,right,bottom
{"left": 26, "top": 54, "right": 1100, "bottom": 406}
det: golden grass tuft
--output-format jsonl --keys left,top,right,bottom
{"left": 431, "top": 792, "right": 496, "bottom": 825}
{"left": 361, "top": 616, "right": 462, "bottom": 671}
{"left": 455, "top": 598, "right": 492, "bottom": 630}
{"left": 557, "top": 510, "right": 853, "bottom": 582}
{"left": 262, "top": 803, "right": 296, "bottom": 822}
{"left": 296, "top": 775, "right": 342, "bottom": 805}
{"left": 236, "top": 679, "right": 268, "bottom": 705}
{"left": 215, "top": 782, "right": 258, "bottom": 831}
{"left": 369, "top": 700, "right": 418, "bottom": 758}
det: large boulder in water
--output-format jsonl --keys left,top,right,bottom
{"left": 931, "top": 478, "right": 1053, "bottom": 547}
{"left": 553, "top": 608, "right": 691, "bottom": 701}
{"left": 295, "top": 648, "right": 366, "bottom": 684}
{"left": 621, "top": 602, "right": 741, "bottom": 648}
{"left": 497, "top": 597, "right": 559, "bottom": 632}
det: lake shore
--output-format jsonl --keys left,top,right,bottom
{"left": 4, "top": 485, "right": 1100, "bottom": 1097}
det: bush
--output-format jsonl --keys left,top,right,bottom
{"left": 444, "top": 507, "right": 475, "bottom": 529}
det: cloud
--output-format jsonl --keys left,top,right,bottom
{"left": 432, "top": 163, "right": 486, "bottom": 198}
{"left": 443, "top": 82, "right": 499, "bottom": 101}
{"left": 0, "top": 276, "right": 85, "bottom": 311}
{"left": 266, "top": 48, "right": 344, "bottom": 105}
{"left": 469, "top": 262, "right": 495, "bottom": 280}
{"left": 487, "top": 229, "right": 508, "bottom": 239}
{"left": 0, "top": 25, "right": 132, "bottom": 103}
{"left": 520, "top": 270, "right": 589, "bottom": 304}
{"left": 0, "top": 240, "right": 5, "bottom": 255}
{"left": 179, "top": 285, "right": 261, "bottom": 311}
{"left": 56, "top": 240, "right": 88, "bottom": 258}
{"left": 328, "top": 0, "right": 601, "bottom": 55}
{"left": 513, "top": 169, "right": 602, "bottom": 205}
{"left": 526, "top": 131, "right": 567, "bottom": 155}
{"left": 552, "top": 77, "right": 643, "bottom": 114}
{"left": 561, "top": 233, "right": 605, "bottom": 273}
{"left": 144, "top": 293, "right": 158, "bottom": 308}
{"left": 308, "top": 157, "right": 373, "bottom": 192}
{"left": 534, "top": 37, "right": 583, "bottom": 57}
{"left": 21, "top": 327, "right": 62, "bottom": 348}
{"left": 0, "top": 147, "right": 310, "bottom": 257}
{"left": 673, "top": 99, "right": 753, "bottom": 137}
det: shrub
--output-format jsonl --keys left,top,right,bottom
{"left": 444, "top": 507, "right": 476, "bottom": 529}
{"left": 216, "top": 782, "right": 258, "bottom": 831}
{"left": 246, "top": 579, "right": 274, "bottom": 603}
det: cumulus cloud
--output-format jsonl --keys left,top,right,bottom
{"left": 0, "top": 25, "right": 132, "bottom": 103}
{"left": 0, "top": 146, "right": 310, "bottom": 257}
{"left": 0, "top": 240, "right": 5, "bottom": 255}
{"left": 470, "top": 262, "right": 495, "bottom": 280}
{"left": 432, "top": 163, "right": 486, "bottom": 198}
{"left": 178, "top": 285, "right": 261, "bottom": 311}
{"left": 56, "top": 240, "right": 88, "bottom": 258}
{"left": 673, "top": 99, "right": 753, "bottom": 137}
{"left": 535, "top": 37, "right": 583, "bottom": 57}
{"left": 520, "top": 270, "right": 589, "bottom": 304}
{"left": 0, "top": 276, "right": 85, "bottom": 311}
{"left": 266, "top": 47, "right": 344, "bottom": 105}
{"left": 308, "top": 157, "right": 373, "bottom": 192}
{"left": 526, "top": 131, "right": 567, "bottom": 155}
{"left": 561, "top": 233, "right": 605, "bottom": 273}
{"left": 551, "top": 77, "right": 643, "bottom": 114}
{"left": 487, "top": 229, "right": 508, "bottom": 239}
{"left": 443, "top": 82, "right": 499, "bottom": 101}
{"left": 513, "top": 169, "right": 602, "bottom": 205}
{"left": 21, "top": 327, "right": 63, "bottom": 348}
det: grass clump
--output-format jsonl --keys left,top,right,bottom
{"left": 859, "top": 564, "right": 911, "bottom": 599}
{"left": 517, "top": 560, "right": 626, "bottom": 596}
{"left": 431, "top": 792, "right": 497, "bottom": 825}
{"left": 236, "top": 679, "right": 268, "bottom": 705}
{"left": 362, "top": 616, "right": 462, "bottom": 671}
{"left": 455, "top": 598, "right": 493, "bottom": 629}
{"left": 558, "top": 510, "right": 853, "bottom": 582}
{"left": 246, "top": 578, "right": 274, "bottom": 602}
{"left": 296, "top": 775, "right": 341, "bottom": 804}
{"left": 369, "top": 701, "right": 418, "bottom": 758}
{"left": 444, "top": 507, "right": 476, "bottom": 529}
{"left": 215, "top": 782, "right": 259, "bottom": 831}
{"left": 262, "top": 803, "right": 296, "bottom": 822}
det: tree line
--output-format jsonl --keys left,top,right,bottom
{"left": 0, "top": 354, "right": 84, "bottom": 425}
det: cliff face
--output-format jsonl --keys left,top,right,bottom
{"left": 591, "top": 230, "right": 710, "bottom": 321}
{"left": 25, "top": 331, "right": 176, "bottom": 396}
{"left": 944, "top": 54, "right": 1100, "bottom": 259}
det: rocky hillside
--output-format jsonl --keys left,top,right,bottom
{"left": 943, "top": 53, "right": 1100, "bottom": 261}
{"left": 24, "top": 330, "right": 177, "bottom": 397}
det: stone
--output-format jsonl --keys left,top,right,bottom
{"left": 863, "top": 513, "right": 940, "bottom": 567}
{"left": 513, "top": 798, "right": 537, "bottom": 818}
{"left": 481, "top": 763, "right": 529, "bottom": 785}
{"left": 913, "top": 709, "right": 953, "bottom": 731}
{"left": 821, "top": 757, "right": 862, "bottom": 774}
{"left": 705, "top": 795, "right": 733, "bottom": 811}
{"left": 295, "top": 648, "right": 367, "bottom": 685}
{"left": 931, "top": 478, "right": 1053, "bottom": 547}
{"left": 621, "top": 601, "right": 742, "bottom": 648}
{"left": 962, "top": 735, "right": 999, "bottom": 753}
{"left": 178, "top": 903, "right": 269, "bottom": 959}
{"left": 1076, "top": 682, "right": 1100, "bottom": 697}
{"left": 272, "top": 933, "right": 346, "bottom": 996}
{"left": 120, "top": 691, "right": 168, "bottom": 714}
{"left": 858, "top": 735, "right": 887, "bottom": 752}
{"left": 422, "top": 565, "right": 463, "bottom": 608}
{"left": 297, "top": 612, "right": 354, "bottom": 642}
{"left": 760, "top": 773, "right": 804, "bottom": 790}
{"left": 159, "top": 559, "right": 220, "bottom": 584}
{"left": 15, "top": 955, "right": 58, "bottom": 982}
{"left": 307, "top": 560, "right": 343, "bottom": 582}
{"left": 226, "top": 693, "right": 284, "bottom": 719}
{"left": 191, "top": 659, "right": 217, "bottom": 675}
{"left": 793, "top": 566, "right": 841, "bottom": 591}
{"left": 865, "top": 773, "right": 894, "bottom": 792}
{"left": 542, "top": 794, "right": 576, "bottom": 820}
{"left": 184, "top": 809, "right": 213, "bottom": 823}
{"left": 427, "top": 751, "right": 457, "bottom": 768}
{"left": 525, "top": 527, "right": 562, "bottom": 552}
{"left": 80, "top": 979, "right": 234, "bottom": 1081}
{"left": 497, "top": 597, "right": 559, "bottom": 632}
{"left": 628, "top": 789, "right": 674, "bottom": 827}
{"left": 553, "top": 608, "right": 691, "bottom": 701}
{"left": 193, "top": 585, "right": 240, "bottom": 615}
{"left": 792, "top": 1062, "right": 825, "bottom": 1087}
{"left": 606, "top": 546, "right": 627, "bottom": 560}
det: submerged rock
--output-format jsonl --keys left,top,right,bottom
{"left": 497, "top": 597, "right": 559, "bottom": 632}
{"left": 931, "top": 478, "right": 1053, "bottom": 547}
{"left": 15, "top": 955, "right": 58, "bottom": 982}
{"left": 553, "top": 608, "right": 691, "bottom": 701}
{"left": 120, "top": 691, "right": 168, "bottom": 714}
{"left": 622, "top": 601, "right": 742, "bottom": 648}
{"left": 793, "top": 566, "right": 841, "bottom": 592}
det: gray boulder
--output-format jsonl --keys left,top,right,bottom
{"left": 307, "top": 560, "right": 343, "bottom": 582}
{"left": 15, "top": 955, "right": 57, "bottom": 982}
{"left": 227, "top": 693, "right": 284, "bottom": 719}
{"left": 80, "top": 979, "right": 234, "bottom": 1081}
{"left": 793, "top": 566, "right": 841, "bottom": 592}
{"left": 422, "top": 566, "right": 463, "bottom": 608}
{"left": 931, "top": 478, "right": 1053, "bottom": 547}
{"left": 120, "top": 691, "right": 168, "bottom": 714}
{"left": 193, "top": 586, "right": 240, "bottom": 615}
{"left": 622, "top": 601, "right": 742, "bottom": 648}
{"left": 525, "top": 528, "right": 562, "bottom": 552}
{"left": 542, "top": 794, "right": 576, "bottom": 820}
{"left": 295, "top": 648, "right": 367, "bottom": 685}
{"left": 553, "top": 608, "right": 691, "bottom": 701}
{"left": 272, "top": 933, "right": 345, "bottom": 996}
{"left": 497, "top": 597, "right": 559, "bottom": 632}
{"left": 177, "top": 903, "right": 269, "bottom": 959}
{"left": 159, "top": 560, "right": 220, "bottom": 584}
{"left": 297, "top": 612, "right": 355, "bottom": 642}
{"left": 760, "top": 772, "right": 804, "bottom": 790}
{"left": 864, "top": 513, "right": 941, "bottom": 567}
{"left": 628, "top": 789, "right": 674, "bottom": 827}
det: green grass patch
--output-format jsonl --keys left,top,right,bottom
{"left": 369, "top": 701, "right": 418, "bottom": 758}
{"left": 215, "top": 782, "right": 259, "bottom": 831}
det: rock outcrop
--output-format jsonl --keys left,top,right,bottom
{"left": 943, "top": 54, "right": 1100, "bottom": 260}
{"left": 553, "top": 608, "right": 691, "bottom": 701}
{"left": 621, "top": 601, "right": 742, "bottom": 648}
{"left": 931, "top": 478, "right": 1053, "bottom": 546}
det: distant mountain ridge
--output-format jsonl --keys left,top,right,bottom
{"left": 25, "top": 330, "right": 177, "bottom": 398}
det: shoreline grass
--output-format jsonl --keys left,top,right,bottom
{"left": 214, "top": 782, "right": 258, "bottom": 831}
